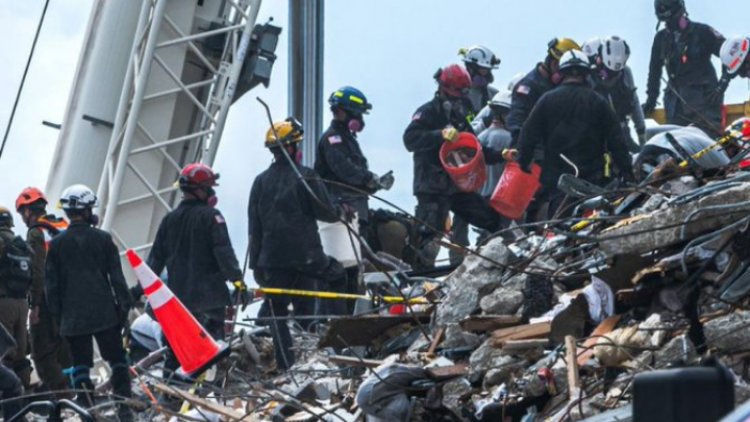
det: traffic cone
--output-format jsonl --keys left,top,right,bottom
{"left": 126, "top": 249, "right": 229, "bottom": 377}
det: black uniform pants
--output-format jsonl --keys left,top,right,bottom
{"left": 66, "top": 324, "right": 130, "bottom": 401}
{"left": 30, "top": 300, "right": 72, "bottom": 394}
{"left": 414, "top": 193, "right": 501, "bottom": 268}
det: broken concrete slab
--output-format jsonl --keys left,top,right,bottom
{"left": 436, "top": 238, "right": 511, "bottom": 325}
{"left": 480, "top": 286, "right": 524, "bottom": 315}
{"left": 705, "top": 311, "right": 750, "bottom": 352}
{"left": 601, "top": 182, "right": 750, "bottom": 256}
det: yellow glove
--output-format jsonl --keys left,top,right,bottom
{"left": 502, "top": 148, "right": 519, "bottom": 162}
{"left": 233, "top": 280, "right": 248, "bottom": 308}
{"left": 442, "top": 126, "right": 458, "bottom": 142}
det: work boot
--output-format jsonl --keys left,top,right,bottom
{"left": 71, "top": 365, "right": 96, "bottom": 409}
{"left": 111, "top": 364, "right": 134, "bottom": 421}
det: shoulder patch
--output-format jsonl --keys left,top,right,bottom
{"left": 214, "top": 214, "right": 226, "bottom": 224}
{"left": 328, "top": 135, "right": 342, "bottom": 145}
{"left": 516, "top": 85, "right": 531, "bottom": 95}
{"left": 412, "top": 112, "right": 422, "bottom": 121}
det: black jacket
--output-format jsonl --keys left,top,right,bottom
{"left": 248, "top": 160, "right": 339, "bottom": 271}
{"left": 404, "top": 96, "right": 497, "bottom": 196}
{"left": 518, "top": 82, "right": 633, "bottom": 188}
{"left": 315, "top": 120, "right": 375, "bottom": 217}
{"left": 646, "top": 21, "right": 724, "bottom": 102}
{"left": 148, "top": 200, "right": 242, "bottom": 313}
{"left": 45, "top": 221, "right": 132, "bottom": 336}
{"left": 507, "top": 65, "right": 555, "bottom": 145}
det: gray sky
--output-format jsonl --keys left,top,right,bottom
{"left": 1, "top": 0, "right": 749, "bottom": 255}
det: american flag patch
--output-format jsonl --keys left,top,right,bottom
{"left": 328, "top": 135, "right": 342, "bottom": 144}
{"left": 412, "top": 112, "right": 422, "bottom": 121}
{"left": 516, "top": 85, "right": 531, "bottom": 95}
{"left": 215, "top": 214, "right": 225, "bottom": 224}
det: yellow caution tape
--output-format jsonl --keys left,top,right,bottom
{"left": 253, "top": 287, "right": 429, "bottom": 304}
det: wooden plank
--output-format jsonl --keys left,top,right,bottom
{"left": 154, "top": 383, "right": 251, "bottom": 421}
{"left": 565, "top": 336, "right": 581, "bottom": 402}
{"left": 426, "top": 327, "right": 446, "bottom": 356}
{"left": 490, "top": 322, "right": 551, "bottom": 347}
{"left": 426, "top": 363, "right": 469, "bottom": 380}
{"left": 459, "top": 315, "right": 523, "bottom": 333}
{"left": 328, "top": 355, "right": 383, "bottom": 369}
{"left": 576, "top": 315, "right": 622, "bottom": 366}
{"left": 502, "top": 339, "right": 549, "bottom": 351}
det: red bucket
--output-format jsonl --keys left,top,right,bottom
{"left": 490, "top": 162, "right": 542, "bottom": 220}
{"left": 439, "top": 132, "right": 487, "bottom": 192}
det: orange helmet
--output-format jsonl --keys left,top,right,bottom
{"left": 16, "top": 187, "right": 47, "bottom": 211}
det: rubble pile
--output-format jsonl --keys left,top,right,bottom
{"left": 127, "top": 169, "right": 750, "bottom": 420}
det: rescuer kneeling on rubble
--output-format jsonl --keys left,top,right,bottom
{"left": 45, "top": 185, "right": 133, "bottom": 420}
{"left": 517, "top": 50, "right": 634, "bottom": 219}
{"left": 146, "top": 163, "right": 245, "bottom": 374}
{"left": 249, "top": 118, "right": 347, "bottom": 371}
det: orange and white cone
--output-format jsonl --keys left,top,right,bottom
{"left": 126, "top": 249, "right": 228, "bottom": 377}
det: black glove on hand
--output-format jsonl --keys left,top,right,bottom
{"left": 642, "top": 98, "right": 657, "bottom": 117}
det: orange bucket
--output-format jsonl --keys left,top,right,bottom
{"left": 490, "top": 162, "right": 542, "bottom": 220}
{"left": 439, "top": 132, "right": 487, "bottom": 192}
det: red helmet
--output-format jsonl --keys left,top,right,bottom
{"left": 16, "top": 187, "right": 48, "bottom": 211}
{"left": 435, "top": 64, "right": 472, "bottom": 97}
{"left": 178, "top": 163, "right": 219, "bottom": 189}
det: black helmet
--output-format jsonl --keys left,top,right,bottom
{"left": 654, "top": 0, "right": 685, "bottom": 21}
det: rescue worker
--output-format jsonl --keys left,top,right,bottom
{"left": 0, "top": 321, "right": 23, "bottom": 421}
{"left": 147, "top": 163, "right": 244, "bottom": 371}
{"left": 471, "top": 73, "right": 524, "bottom": 133}
{"left": 589, "top": 36, "right": 647, "bottom": 152}
{"left": 582, "top": 37, "right": 603, "bottom": 63}
{"left": 0, "top": 207, "right": 31, "bottom": 389}
{"left": 643, "top": 0, "right": 725, "bottom": 135}
{"left": 507, "top": 37, "right": 581, "bottom": 145}
{"left": 15, "top": 187, "right": 72, "bottom": 398}
{"left": 454, "top": 46, "right": 500, "bottom": 265}
{"left": 45, "top": 185, "right": 133, "bottom": 419}
{"left": 459, "top": 45, "right": 501, "bottom": 113}
{"left": 403, "top": 64, "right": 507, "bottom": 269}
{"left": 720, "top": 37, "right": 750, "bottom": 84}
{"left": 315, "top": 86, "right": 393, "bottom": 308}
{"left": 518, "top": 50, "right": 634, "bottom": 218}
{"left": 478, "top": 91, "right": 513, "bottom": 199}
{"left": 249, "top": 118, "right": 346, "bottom": 370}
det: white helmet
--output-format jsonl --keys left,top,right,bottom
{"left": 507, "top": 73, "right": 525, "bottom": 91}
{"left": 558, "top": 49, "right": 590, "bottom": 73}
{"left": 581, "top": 37, "right": 602, "bottom": 60}
{"left": 489, "top": 91, "right": 512, "bottom": 109}
{"left": 59, "top": 184, "right": 98, "bottom": 210}
{"left": 459, "top": 45, "right": 500, "bottom": 69}
{"left": 720, "top": 37, "right": 750, "bottom": 75}
{"left": 601, "top": 36, "right": 631, "bottom": 72}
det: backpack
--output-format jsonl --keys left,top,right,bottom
{"left": 0, "top": 235, "right": 33, "bottom": 297}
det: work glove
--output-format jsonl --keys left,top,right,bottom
{"left": 441, "top": 126, "right": 459, "bottom": 142}
{"left": 377, "top": 171, "right": 395, "bottom": 190}
{"left": 641, "top": 98, "right": 657, "bottom": 117}
{"left": 232, "top": 280, "right": 249, "bottom": 309}
{"left": 502, "top": 148, "right": 519, "bottom": 162}
{"left": 707, "top": 77, "right": 729, "bottom": 105}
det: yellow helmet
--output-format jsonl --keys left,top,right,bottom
{"left": 548, "top": 37, "right": 581, "bottom": 60}
{"left": 265, "top": 117, "right": 304, "bottom": 148}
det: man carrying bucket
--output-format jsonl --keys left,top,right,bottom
{"left": 404, "top": 64, "right": 507, "bottom": 270}
{"left": 249, "top": 118, "right": 347, "bottom": 370}
{"left": 517, "top": 50, "right": 634, "bottom": 219}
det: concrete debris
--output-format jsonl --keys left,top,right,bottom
{"left": 108, "top": 153, "right": 750, "bottom": 422}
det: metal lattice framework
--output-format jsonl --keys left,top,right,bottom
{"left": 96, "top": 0, "right": 261, "bottom": 255}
